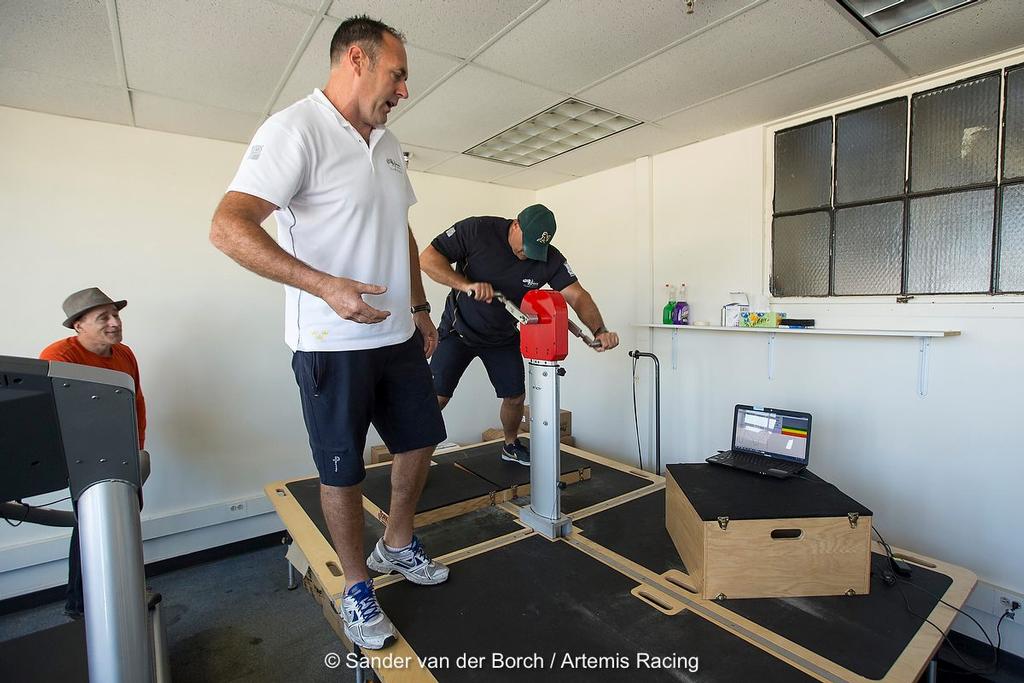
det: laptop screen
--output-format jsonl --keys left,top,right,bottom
{"left": 732, "top": 405, "right": 812, "bottom": 464}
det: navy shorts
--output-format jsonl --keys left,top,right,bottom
{"left": 292, "top": 331, "right": 446, "bottom": 487}
{"left": 430, "top": 332, "right": 525, "bottom": 399}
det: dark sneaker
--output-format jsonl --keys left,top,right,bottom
{"left": 366, "top": 536, "right": 449, "bottom": 585}
{"left": 340, "top": 578, "right": 395, "bottom": 650}
{"left": 501, "top": 438, "right": 530, "bottom": 466}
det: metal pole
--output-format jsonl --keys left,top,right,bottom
{"left": 629, "top": 351, "right": 662, "bottom": 475}
{"left": 519, "top": 360, "right": 572, "bottom": 538}
{"left": 78, "top": 479, "right": 150, "bottom": 683}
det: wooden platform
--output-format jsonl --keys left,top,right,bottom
{"left": 265, "top": 441, "right": 975, "bottom": 682}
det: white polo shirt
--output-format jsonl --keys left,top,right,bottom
{"left": 228, "top": 89, "right": 416, "bottom": 352}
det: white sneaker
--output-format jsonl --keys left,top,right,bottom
{"left": 366, "top": 536, "right": 450, "bottom": 585}
{"left": 340, "top": 578, "right": 395, "bottom": 650}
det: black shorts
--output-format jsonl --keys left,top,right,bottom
{"left": 292, "top": 331, "right": 446, "bottom": 487}
{"left": 430, "top": 332, "right": 525, "bottom": 399}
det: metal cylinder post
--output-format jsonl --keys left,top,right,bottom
{"left": 78, "top": 479, "right": 151, "bottom": 683}
{"left": 519, "top": 360, "right": 572, "bottom": 538}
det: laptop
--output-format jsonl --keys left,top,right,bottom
{"left": 706, "top": 405, "right": 812, "bottom": 478}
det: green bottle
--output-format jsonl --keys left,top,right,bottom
{"left": 662, "top": 284, "right": 677, "bottom": 324}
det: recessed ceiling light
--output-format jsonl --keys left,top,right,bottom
{"left": 835, "top": 0, "right": 977, "bottom": 37}
{"left": 464, "top": 99, "right": 641, "bottom": 167}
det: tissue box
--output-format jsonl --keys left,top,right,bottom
{"left": 721, "top": 303, "right": 749, "bottom": 327}
{"left": 740, "top": 311, "right": 786, "bottom": 328}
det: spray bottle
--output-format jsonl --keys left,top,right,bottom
{"left": 672, "top": 284, "right": 690, "bottom": 325}
{"left": 662, "top": 284, "right": 677, "bottom": 324}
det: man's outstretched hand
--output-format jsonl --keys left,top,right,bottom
{"left": 318, "top": 276, "right": 391, "bottom": 324}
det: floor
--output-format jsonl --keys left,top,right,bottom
{"left": 0, "top": 538, "right": 1020, "bottom": 683}
{"left": 0, "top": 542, "right": 353, "bottom": 683}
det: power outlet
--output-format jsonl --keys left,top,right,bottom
{"left": 996, "top": 590, "right": 1023, "bottom": 619}
{"left": 227, "top": 501, "right": 247, "bottom": 517}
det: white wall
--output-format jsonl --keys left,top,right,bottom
{"left": 538, "top": 76, "right": 1024, "bottom": 656}
{"left": 0, "top": 105, "right": 532, "bottom": 597}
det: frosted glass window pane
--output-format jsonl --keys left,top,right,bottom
{"left": 1004, "top": 66, "right": 1024, "bottom": 181}
{"left": 772, "top": 212, "right": 830, "bottom": 296}
{"left": 836, "top": 99, "right": 907, "bottom": 204}
{"left": 774, "top": 119, "right": 832, "bottom": 213}
{"left": 907, "top": 190, "right": 994, "bottom": 293}
{"left": 834, "top": 202, "right": 904, "bottom": 295}
{"left": 910, "top": 74, "right": 999, "bottom": 192}
{"left": 998, "top": 184, "right": 1024, "bottom": 292}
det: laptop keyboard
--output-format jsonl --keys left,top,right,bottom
{"left": 707, "top": 450, "right": 803, "bottom": 474}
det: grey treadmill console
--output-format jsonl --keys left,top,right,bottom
{"left": 0, "top": 357, "right": 68, "bottom": 501}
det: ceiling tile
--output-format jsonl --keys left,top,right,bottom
{"left": 389, "top": 64, "right": 562, "bottom": 152}
{"left": 266, "top": 0, "right": 325, "bottom": 13}
{"left": 398, "top": 144, "right": 459, "bottom": 172}
{"left": 0, "top": 68, "right": 131, "bottom": 125}
{"left": 327, "top": 0, "right": 536, "bottom": 59}
{"left": 273, "top": 17, "right": 462, "bottom": 114}
{"left": 578, "top": 0, "right": 870, "bottom": 121}
{"left": 475, "top": 0, "right": 756, "bottom": 93}
{"left": 492, "top": 166, "right": 578, "bottom": 191}
{"left": 131, "top": 92, "right": 263, "bottom": 143}
{"left": 657, "top": 45, "right": 907, "bottom": 146}
{"left": 0, "top": 0, "right": 119, "bottom": 86}
{"left": 427, "top": 154, "right": 521, "bottom": 183}
{"left": 118, "top": 0, "right": 312, "bottom": 113}
{"left": 881, "top": 0, "right": 1024, "bottom": 75}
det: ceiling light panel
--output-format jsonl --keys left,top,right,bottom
{"left": 835, "top": 0, "right": 977, "bottom": 36}
{"left": 464, "top": 99, "right": 640, "bottom": 167}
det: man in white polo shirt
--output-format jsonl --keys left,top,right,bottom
{"left": 210, "top": 15, "right": 446, "bottom": 650}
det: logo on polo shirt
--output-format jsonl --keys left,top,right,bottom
{"left": 564, "top": 262, "right": 575, "bottom": 277}
{"left": 248, "top": 144, "right": 263, "bottom": 160}
{"left": 522, "top": 278, "right": 540, "bottom": 288}
{"left": 536, "top": 231, "right": 551, "bottom": 245}
{"left": 386, "top": 157, "right": 403, "bottom": 172}
{"left": 312, "top": 329, "right": 329, "bottom": 341}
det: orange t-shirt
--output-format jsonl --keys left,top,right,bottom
{"left": 40, "top": 336, "right": 146, "bottom": 449}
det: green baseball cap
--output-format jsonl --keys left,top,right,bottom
{"left": 517, "top": 204, "right": 556, "bottom": 261}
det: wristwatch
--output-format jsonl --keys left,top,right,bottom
{"left": 411, "top": 303, "right": 431, "bottom": 314}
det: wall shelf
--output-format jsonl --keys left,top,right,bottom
{"left": 636, "top": 324, "right": 961, "bottom": 396}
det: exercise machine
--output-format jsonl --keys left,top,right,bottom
{"left": 0, "top": 356, "right": 170, "bottom": 682}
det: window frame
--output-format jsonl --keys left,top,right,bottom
{"left": 765, "top": 52, "right": 1024, "bottom": 304}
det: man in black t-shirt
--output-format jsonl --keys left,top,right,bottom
{"left": 420, "top": 204, "right": 619, "bottom": 465}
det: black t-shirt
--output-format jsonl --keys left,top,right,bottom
{"left": 431, "top": 216, "right": 578, "bottom": 348}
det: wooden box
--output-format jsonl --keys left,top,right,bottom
{"left": 665, "top": 464, "right": 872, "bottom": 599}
{"left": 522, "top": 407, "right": 572, "bottom": 436}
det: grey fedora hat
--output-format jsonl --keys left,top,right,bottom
{"left": 62, "top": 287, "right": 127, "bottom": 328}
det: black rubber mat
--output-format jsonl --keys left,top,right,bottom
{"left": 412, "top": 506, "right": 522, "bottom": 559}
{"left": 361, "top": 462, "right": 499, "bottom": 515}
{"left": 454, "top": 449, "right": 592, "bottom": 489}
{"left": 432, "top": 441, "right": 508, "bottom": 465}
{"left": 0, "top": 619, "right": 88, "bottom": 682}
{"left": 575, "top": 487, "right": 953, "bottom": 680}
{"left": 718, "top": 552, "right": 953, "bottom": 680}
{"left": 285, "top": 477, "right": 384, "bottom": 565}
{"left": 285, "top": 477, "right": 521, "bottom": 575}
{"left": 376, "top": 535, "right": 813, "bottom": 682}
{"left": 573, "top": 489, "right": 686, "bottom": 575}
{"left": 558, "top": 460, "right": 651, "bottom": 514}
{"left": 666, "top": 464, "right": 872, "bottom": 521}
{"left": 435, "top": 440, "right": 653, "bottom": 514}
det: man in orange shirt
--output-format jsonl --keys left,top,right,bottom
{"left": 40, "top": 287, "right": 149, "bottom": 618}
